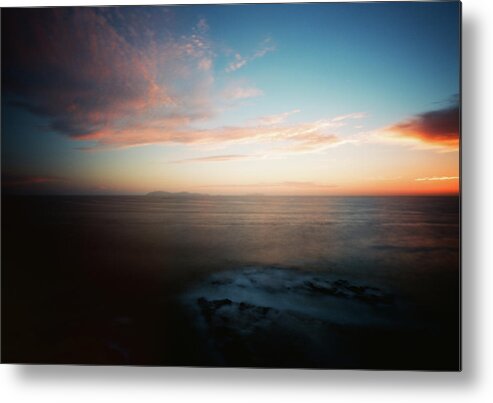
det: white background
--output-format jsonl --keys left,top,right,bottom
{"left": 0, "top": 0, "right": 490, "bottom": 402}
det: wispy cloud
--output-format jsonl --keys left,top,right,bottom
{"left": 332, "top": 112, "right": 368, "bottom": 122}
{"left": 173, "top": 154, "right": 251, "bottom": 163}
{"left": 196, "top": 18, "right": 209, "bottom": 34}
{"left": 80, "top": 112, "right": 363, "bottom": 156}
{"left": 170, "top": 114, "right": 367, "bottom": 163}
{"left": 226, "top": 56, "right": 247, "bottom": 73}
{"left": 415, "top": 176, "right": 459, "bottom": 181}
{"left": 225, "top": 37, "right": 275, "bottom": 73}
{"left": 256, "top": 109, "right": 301, "bottom": 126}
{"left": 381, "top": 104, "right": 459, "bottom": 151}
{"left": 222, "top": 85, "right": 264, "bottom": 100}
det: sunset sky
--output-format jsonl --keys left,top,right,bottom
{"left": 1, "top": 2, "right": 460, "bottom": 195}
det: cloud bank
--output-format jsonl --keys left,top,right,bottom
{"left": 2, "top": 7, "right": 215, "bottom": 140}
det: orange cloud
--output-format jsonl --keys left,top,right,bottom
{"left": 383, "top": 105, "right": 459, "bottom": 151}
{"left": 415, "top": 176, "right": 459, "bottom": 181}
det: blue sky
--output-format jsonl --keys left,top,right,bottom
{"left": 1, "top": 2, "right": 460, "bottom": 195}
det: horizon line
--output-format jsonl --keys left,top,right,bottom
{"left": 2, "top": 192, "right": 461, "bottom": 198}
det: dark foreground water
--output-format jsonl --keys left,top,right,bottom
{"left": 1, "top": 196, "right": 460, "bottom": 369}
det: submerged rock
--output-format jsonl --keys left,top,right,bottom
{"left": 302, "top": 277, "right": 394, "bottom": 305}
{"left": 180, "top": 266, "right": 410, "bottom": 367}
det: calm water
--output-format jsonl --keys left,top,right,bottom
{"left": 1, "top": 196, "right": 460, "bottom": 369}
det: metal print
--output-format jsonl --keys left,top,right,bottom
{"left": 1, "top": 2, "right": 461, "bottom": 369}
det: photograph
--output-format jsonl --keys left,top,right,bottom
{"left": 1, "top": 1, "right": 460, "bottom": 370}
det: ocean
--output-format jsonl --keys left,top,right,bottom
{"left": 1, "top": 195, "right": 460, "bottom": 369}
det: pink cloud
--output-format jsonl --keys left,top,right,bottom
{"left": 81, "top": 115, "right": 349, "bottom": 152}
{"left": 223, "top": 86, "right": 264, "bottom": 100}
{"left": 256, "top": 109, "right": 301, "bottom": 125}
{"left": 3, "top": 10, "right": 364, "bottom": 158}
{"left": 3, "top": 9, "right": 215, "bottom": 138}
{"left": 77, "top": 113, "right": 363, "bottom": 164}
{"left": 198, "top": 58, "right": 213, "bottom": 71}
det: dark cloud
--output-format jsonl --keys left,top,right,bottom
{"left": 386, "top": 103, "right": 459, "bottom": 149}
